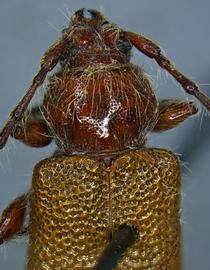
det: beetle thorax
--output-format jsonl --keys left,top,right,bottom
{"left": 43, "top": 64, "right": 158, "bottom": 155}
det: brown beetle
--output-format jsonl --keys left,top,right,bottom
{"left": 0, "top": 8, "right": 210, "bottom": 270}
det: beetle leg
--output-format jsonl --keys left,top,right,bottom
{"left": 153, "top": 99, "right": 198, "bottom": 132}
{"left": 0, "top": 193, "right": 28, "bottom": 244}
{"left": 122, "top": 31, "right": 210, "bottom": 111}
{"left": 11, "top": 106, "right": 52, "bottom": 147}
{"left": 0, "top": 35, "right": 70, "bottom": 149}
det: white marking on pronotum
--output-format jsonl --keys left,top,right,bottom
{"left": 77, "top": 98, "right": 121, "bottom": 138}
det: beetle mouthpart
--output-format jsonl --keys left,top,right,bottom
{"left": 87, "top": 9, "right": 102, "bottom": 19}
{"left": 73, "top": 8, "right": 104, "bottom": 22}
{"left": 74, "top": 8, "right": 85, "bottom": 18}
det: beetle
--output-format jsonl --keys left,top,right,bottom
{"left": 0, "top": 8, "right": 210, "bottom": 270}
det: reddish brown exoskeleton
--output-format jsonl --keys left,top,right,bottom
{"left": 0, "top": 8, "right": 210, "bottom": 270}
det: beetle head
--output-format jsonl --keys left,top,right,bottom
{"left": 61, "top": 9, "right": 132, "bottom": 67}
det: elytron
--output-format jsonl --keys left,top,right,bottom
{"left": 0, "top": 8, "right": 209, "bottom": 270}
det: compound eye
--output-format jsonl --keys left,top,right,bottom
{"left": 116, "top": 39, "right": 132, "bottom": 55}
{"left": 65, "top": 45, "right": 79, "bottom": 58}
{"left": 69, "top": 45, "right": 79, "bottom": 57}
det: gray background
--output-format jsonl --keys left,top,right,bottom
{"left": 0, "top": 0, "right": 210, "bottom": 269}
